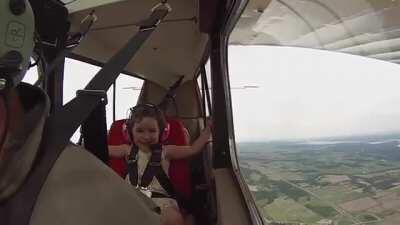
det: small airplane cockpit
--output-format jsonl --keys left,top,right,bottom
{"left": 5, "top": 0, "right": 398, "bottom": 225}
{"left": 0, "top": 0, "right": 259, "bottom": 225}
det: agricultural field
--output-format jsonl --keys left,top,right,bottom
{"left": 238, "top": 134, "right": 400, "bottom": 225}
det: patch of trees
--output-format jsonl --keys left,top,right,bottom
{"left": 358, "top": 214, "right": 377, "bottom": 222}
{"left": 253, "top": 190, "right": 278, "bottom": 204}
{"left": 272, "top": 181, "right": 309, "bottom": 201}
{"left": 304, "top": 204, "right": 337, "bottom": 217}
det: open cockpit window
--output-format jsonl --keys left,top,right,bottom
{"left": 229, "top": 1, "right": 400, "bottom": 224}
{"left": 228, "top": 44, "right": 400, "bottom": 225}
{"left": 22, "top": 60, "right": 39, "bottom": 85}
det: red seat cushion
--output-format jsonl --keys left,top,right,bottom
{"left": 107, "top": 120, "right": 129, "bottom": 178}
{"left": 164, "top": 118, "right": 192, "bottom": 199}
{"left": 107, "top": 118, "right": 192, "bottom": 199}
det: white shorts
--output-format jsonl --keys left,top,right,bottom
{"left": 152, "top": 197, "right": 179, "bottom": 210}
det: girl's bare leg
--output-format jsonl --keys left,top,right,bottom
{"left": 161, "top": 207, "right": 185, "bottom": 225}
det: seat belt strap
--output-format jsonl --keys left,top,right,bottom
{"left": 127, "top": 145, "right": 139, "bottom": 186}
{"left": 82, "top": 97, "right": 109, "bottom": 163}
{"left": 140, "top": 145, "right": 176, "bottom": 198}
{"left": 127, "top": 144, "right": 176, "bottom": 197}
{"left": 0, "top": 7, "right": 169, "bottom": 225}
{"left": 140, "top": 145, "right": 162, "bottom": 186}
{"left": 146, "top": 147, "right": 190, "bottom": 211}
{"left": 126, "top": 145, "right": 175, "bottom": 197}
{"left": 126, "top": 144, "right": 191, "bottom": 211}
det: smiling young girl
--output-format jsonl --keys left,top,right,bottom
{"left": 108, "top": 104, "right": 212, "bottom": 225}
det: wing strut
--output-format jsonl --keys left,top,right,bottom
{"left": 0, "top": 3, "right": 170, "bottom": 224}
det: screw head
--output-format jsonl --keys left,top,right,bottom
{"left": 9, "top": 0, "right": 26, "bottom": 15}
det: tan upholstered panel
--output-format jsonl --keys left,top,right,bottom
{"left": 214, "top": 168, "right": 252, "bottom": 225}
{"left": 68, "top": 0, "right": 209, "bottom": 88}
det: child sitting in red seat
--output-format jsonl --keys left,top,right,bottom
{"left": 108, "top": 117, "right": 193, "bottom": 200}
{"left": 108, "top": 104, "right": 211, "bottom": 225}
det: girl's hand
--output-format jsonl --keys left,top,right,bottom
{"left": 108, "top": 144, "right": 131, "bottom": 158}
{"left": 164, "top": 119, "right": 213, "bottom": 160}
{"left": 201, "top": 120, "right": 213, "bottom": 142}
{"left": 122, "top": 144, "right": 131, "bottom": 156}
{"left": 206, "top": 117, "right": 213, "bottom": 129}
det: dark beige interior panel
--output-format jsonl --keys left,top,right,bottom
{"left": 214, "top": 168, "right": 252, "bottom": 225}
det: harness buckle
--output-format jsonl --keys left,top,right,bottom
{"left": 138, "top": 186, "right": 152, "bottom": 198}
{"left": 40, "top": 38, "right": 58, "bottom": 48}
{"left": 127, "top": 154, "right": 138, "bottom": 164}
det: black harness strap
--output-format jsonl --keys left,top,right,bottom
{"left": 81, "top": 95, "right": 109, "bottom": 163}
{"left": 0, "top": 7, "right": 169, "bottom": 225}
{"left": 142, "top": 145, "right": 176, "bottom": 197}
{"left": 141, "top": 145, "right": 163, "bottom": 185}
{"left": 127, "top": 144, "right": 176, "bottom": 196}
{"left": 126, "top": 144, "right": 193, "bottom": 211}
{"left": 127, "top": 145, "right": 139, "bottom": 187}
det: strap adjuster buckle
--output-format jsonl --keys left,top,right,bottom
{"left": 151, "top": 2, "right": 172, "bottom": 12}
{"left": 127, "top": 158, "right": 137, "bottom": 164}
{"left": 138, "top": 186, "right": 152, "bottom": 198}
{"left": 127, "top": 154, "right": 138, "bottom": 164}
{"left": 76, "top": 89, "right": 108, "bottom": 104}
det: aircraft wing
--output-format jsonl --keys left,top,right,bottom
{"left": 230, "top": 0, "right": 400, "bottom": 64}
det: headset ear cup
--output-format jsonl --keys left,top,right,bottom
{"left": 161, "top": 122, "right": 170, "bottom": 142}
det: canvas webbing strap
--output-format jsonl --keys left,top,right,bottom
{"left": 127, "top": 144, "right": 177, "bottom": 198}
{"left": 126, "top": 144, "right": 193, "bottom": 211}
{"left": 127, "top": 145, "right": 140, "bottom": 186}
{"left": 82, "top": 98, "right": 109, "bottom": 163}
{"left": 0, "top": 7, "right": 169, "bottom": 225}
{"left": 141, "top": 147, "right": 174, "bottom": 194}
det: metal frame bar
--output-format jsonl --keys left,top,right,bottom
{"left": 211, "top": 0, "right": 265, "bottom": 224}
{"left": 46, "top": 57, "right": 65, "bottom": 113}
{"left": 113, "top": 81, "right": 116, "bottom": 122}
{"left": 210, "top": 32, "right": 231, "bottom": 169}
{"left": 200, "top": 65, "right": 212, "bottom": 118}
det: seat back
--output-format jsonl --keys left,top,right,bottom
{"left": 164, "top": 118, "right": 192, "bottom": 199}
{"left": 107, "top": 119, "right": 129, "bottom": 178}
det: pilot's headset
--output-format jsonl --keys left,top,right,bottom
{"left": 0, "top": 0, "right": 35, "bottom": 91}
{"left": 125, "top": 104, "right": 170, "bottom": 145}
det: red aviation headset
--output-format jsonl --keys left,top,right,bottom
{"left": 124, "top": 103, "right": 170, "bottom": 144}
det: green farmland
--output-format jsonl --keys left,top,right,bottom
{"left": 238, "top": 135, "right": 400, "bottom": 225}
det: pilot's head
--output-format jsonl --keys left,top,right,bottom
{"left": 0, "top": 0, "right": 35, "bottom": 148}
{"left": 0, "top": 0, "right": 35, "bottom": 91}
